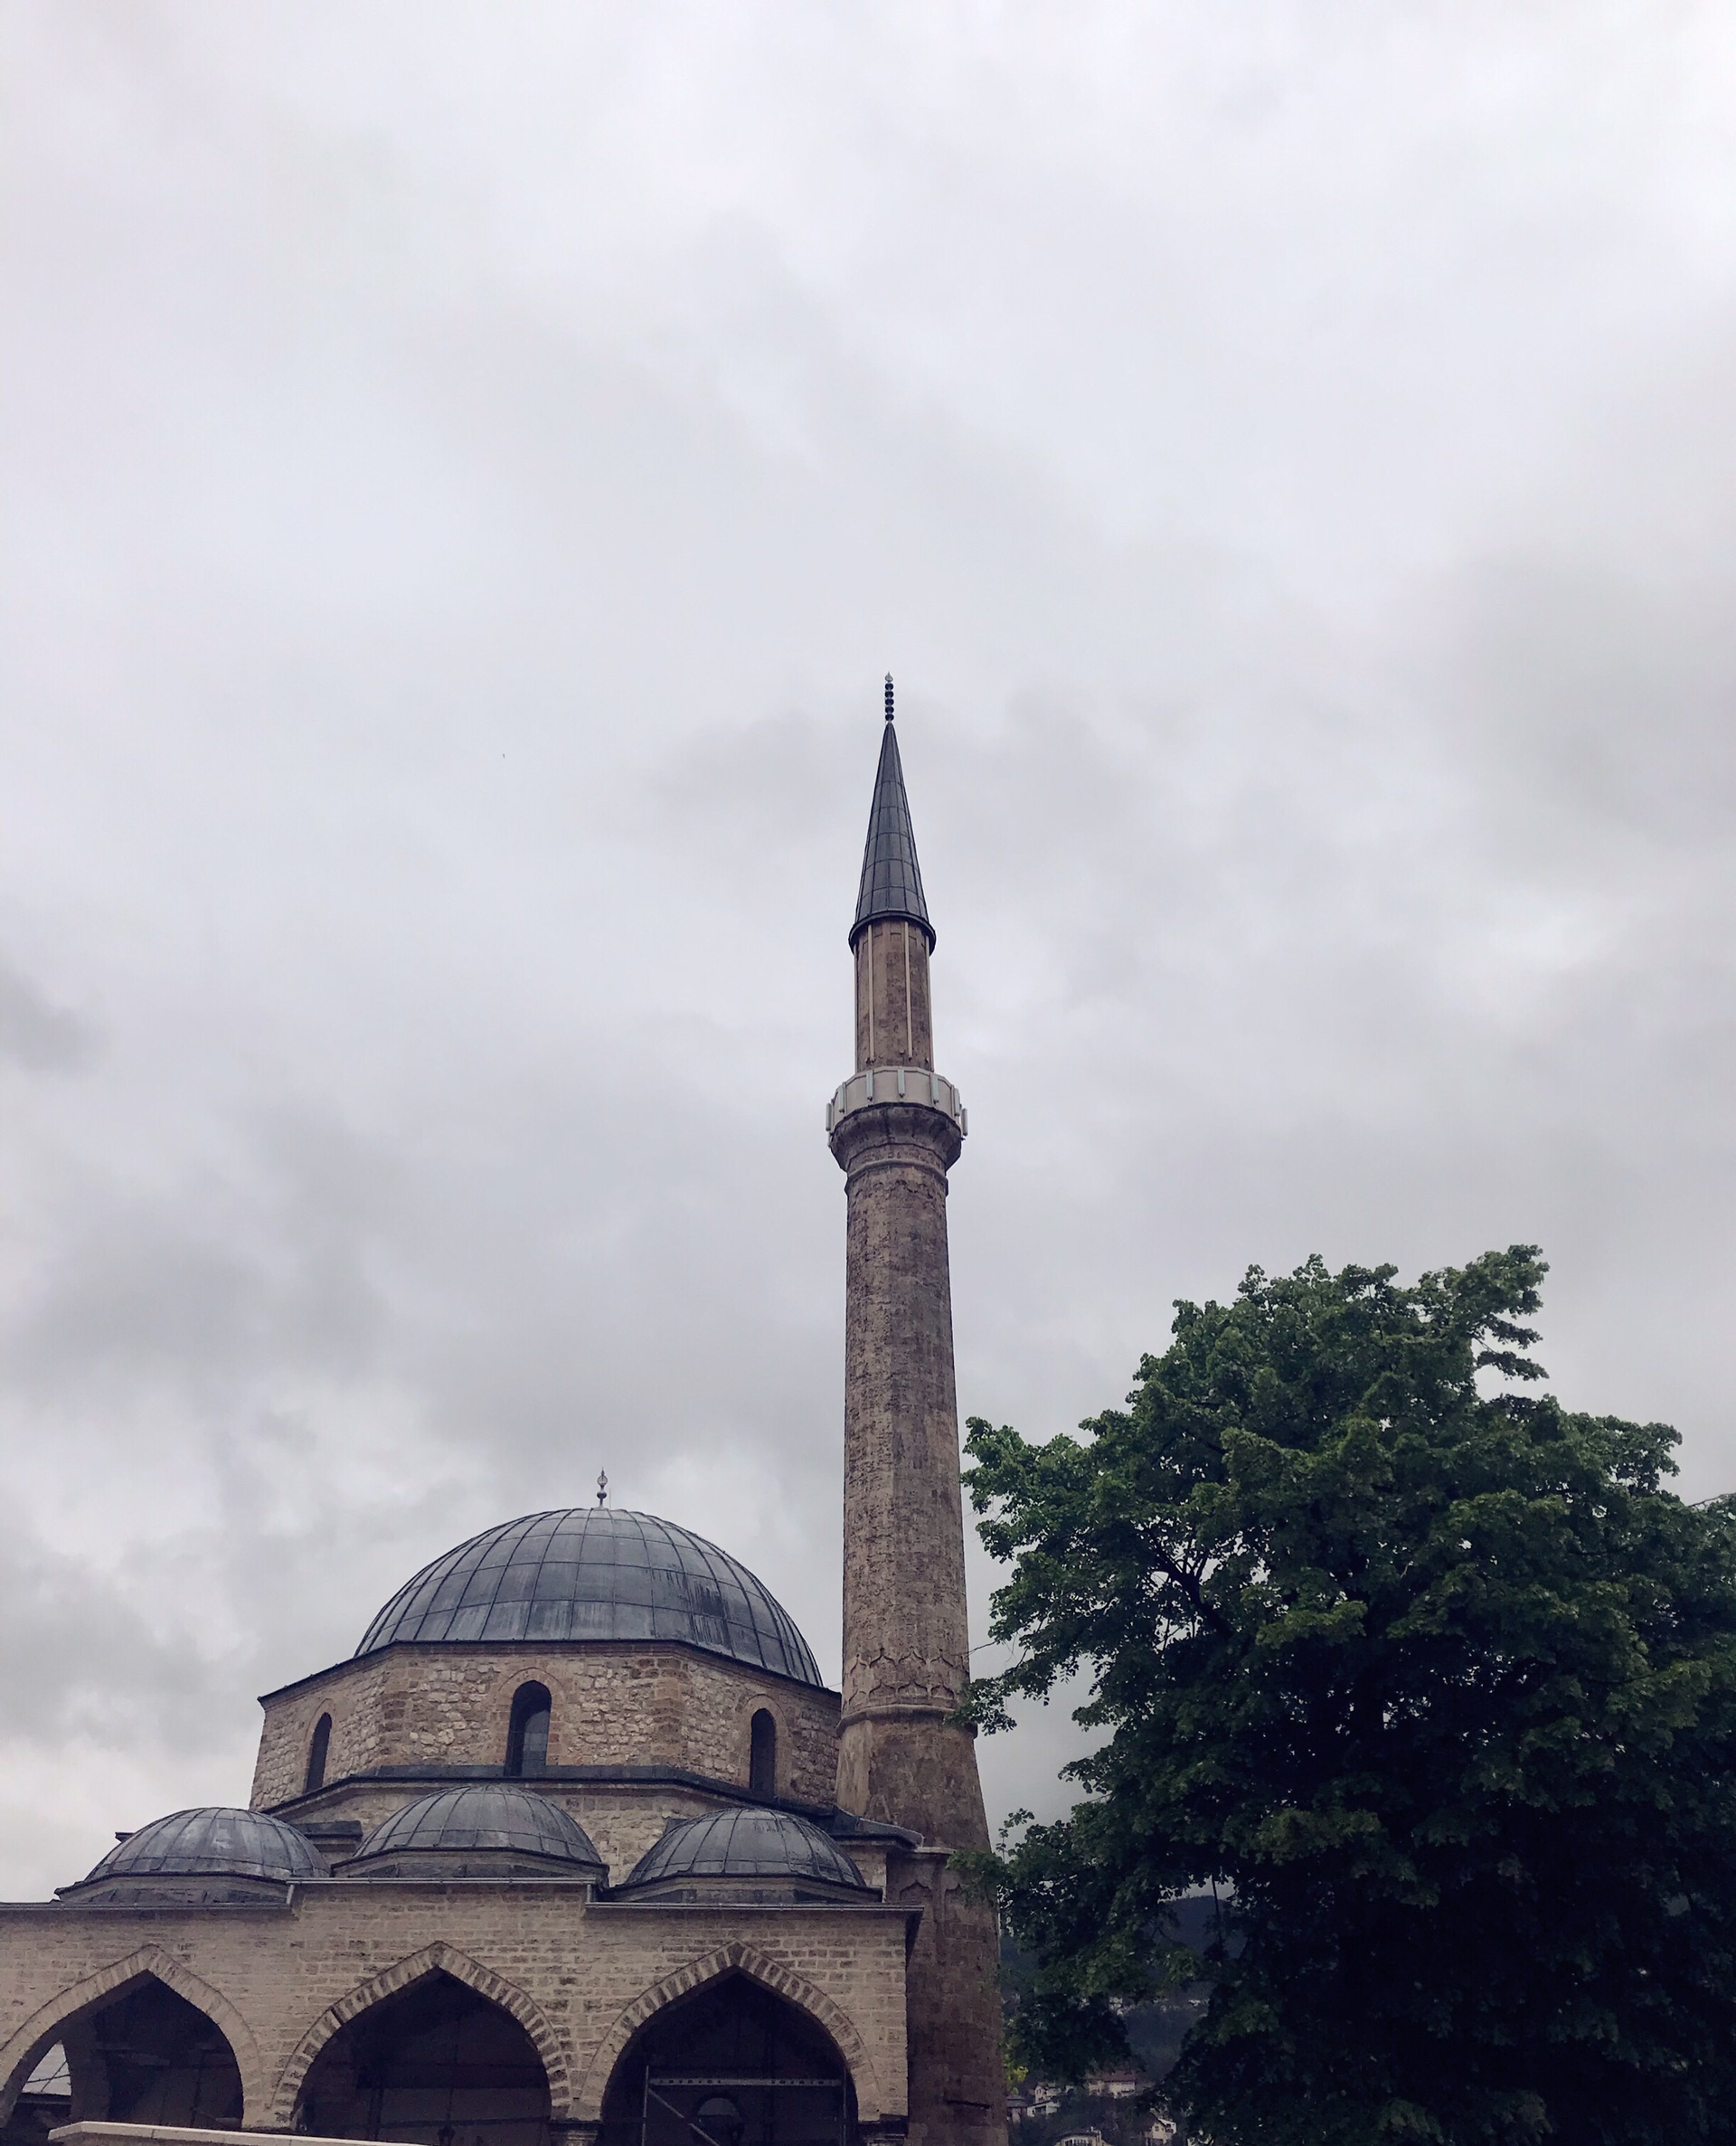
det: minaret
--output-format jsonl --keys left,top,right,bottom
{"left": 828, "top": 679, "right": 1006, "bottom": 2146}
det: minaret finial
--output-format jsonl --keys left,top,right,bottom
{"left": 884, "top": 674, "right": 894, "bottom": 723}
{"left": 596, "top": 1469, "right": 608, "bottom": 1507}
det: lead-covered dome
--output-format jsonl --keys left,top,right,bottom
{"left": 620, "top": 1810, "right": 868, "bottom": 1901}
{"left": 67, "top": 1808, "right": 324, "bottom": 1903}
{"left": 344, "top": 1787, "right": 606, "bottom": 1881}
{"left": 356, "top": 1508, "right": 823, "bottom": 1687}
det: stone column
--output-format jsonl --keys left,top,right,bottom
{"left": 832, "top": 923, "right": 979, "bottom": 1841}
{"left": 830, "top": 837, "right": 1007, "bottom": 2146}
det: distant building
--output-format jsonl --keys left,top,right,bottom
{"left": 0, "top": 690, "right": 1005, "bottom": 2146}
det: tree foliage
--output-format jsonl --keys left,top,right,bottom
{"left": 961, "top": 1248, "right": 1736, "bottom": 2146}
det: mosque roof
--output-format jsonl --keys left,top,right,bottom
{"left": 850, "top": 678, "right": 933, "bottom": 950}
{"left": 618, "top": 1808, "right": 869, "bottom": 1894}
{"left": 355, "top": 1508, "right": 825, "bottom": 1687}
{"left": 346, "top": 1787, "right": 606, "bottom": 1875}
{"left": 77, "top": 1807, "right": 324, "bottom": 1888}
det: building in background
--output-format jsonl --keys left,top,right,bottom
{"left": 0, "top": 690, "right": 1006, "bottom": 2146}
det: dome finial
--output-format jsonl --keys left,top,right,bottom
{"left": 884, "top": 673, "right": 894, "bottom": 722}
{"left": 596, "top": 1469, "right": 609, "bottom": 1507}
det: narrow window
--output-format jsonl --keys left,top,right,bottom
{"left": 304, "top": 1714, "right": 332, "bottom": 1795}
{"left": 749, "top": 1709, "right": 777, "bottom": 1799}
{"left": 505, "top": 1682, "right": 552, "bottom": 1777}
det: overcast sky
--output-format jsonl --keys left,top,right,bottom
{"left": 3, "top": 2, "right": 1734, "bottom": 1902}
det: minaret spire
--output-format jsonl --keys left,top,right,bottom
{"left": 852, "top": 682, "right": 933, "bottom": 951}
{"left": 828, "top": 681, "right": 1005, "bottom": 2146}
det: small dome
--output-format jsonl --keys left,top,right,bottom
{"left": 80, "top": 1808, "right": 323, "bottom": 1887}
{"left": 621, "top": 1809, "right": 867, "bottom": 1895}
{"left": 347, "top": 1787, "right": 605, "bottom": 1877}
{"left": 357, "top": 1508, "right": 823, "bottom": 1687}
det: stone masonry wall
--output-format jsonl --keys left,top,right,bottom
{"left": 250, "top": 1646, "right": 839, "bottom": 1814}
{"left": 0, "top": 1889, "right": 910, "bottom": 2132}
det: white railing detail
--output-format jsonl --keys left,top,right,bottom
{"left": 826, "top": 1068, "right": 967, "bottom": 1137}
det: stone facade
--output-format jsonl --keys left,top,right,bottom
{"left": 252, "top": 1641, "right": 840, "bottom": 1834}
{"left": 0, "top": 1892, "right": 910, "bottom": 2133}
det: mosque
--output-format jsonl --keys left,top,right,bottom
{"left": 0, "top": 688, "right": 1007, "bottom": 2146}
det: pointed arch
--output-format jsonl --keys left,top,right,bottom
{"left": 0, "top": 1945, "right": 264, "bottom": 2126}
{"left": 269, "top": 1940, "right": 571, "bottom": 2125}
{"left": 575, "top": 1941, "right": 880, "bottom": 2122}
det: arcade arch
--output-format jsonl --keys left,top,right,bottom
{"left": 294, "top": 1969, "right": 551, "bottom": 2146}
{"left": 598, "top": 1972, "right": 855, "bottom": 2146}
{"left": 0, "top": 1973, "right": 243, "bottom": 2137}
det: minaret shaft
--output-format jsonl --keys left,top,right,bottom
{"left": 835, "top": 1103, "right": 983, "bottom": 1841}
{"left": 832, "top": 693, "right": 1005, "bottom": 2146}
{"left": 855, "top": 919, "right": 936, "bottom": 1073}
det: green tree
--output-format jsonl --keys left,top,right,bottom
{"left": 961, "top": 1247, "right": 1736, "bottom": 2146}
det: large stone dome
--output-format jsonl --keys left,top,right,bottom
{"left": 356, "top": 1508, "right": 824, "bottom": 1687}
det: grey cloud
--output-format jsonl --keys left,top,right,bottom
{"left": 3, "top": 3, "right": 1736, "bottom": 1893}
{"left": 0, "top": 1521, "right": 231, "bottom": 1751}
{"left": 1, "top": 1108, "right": 396, "bottom": 1400}
{"left": 0, "top": 960, "right": 98, "bottom": 1073}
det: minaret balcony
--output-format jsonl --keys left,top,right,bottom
{"left": 826, "top": 1066, "right": 967, "bottom": 1136}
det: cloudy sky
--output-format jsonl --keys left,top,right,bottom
{"left": 3, "top": 1, "right": 1734, "bottom": 1901}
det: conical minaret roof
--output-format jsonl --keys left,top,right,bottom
{"left": 850, "top": 677, "right": 934, "bottom": 950}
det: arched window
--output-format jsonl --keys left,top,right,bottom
{"left": 304, "top": 1714, "right": 332, "bottom": 1795}
{"left": 505, "top": 1682, "right": 552, "bottom": 1777}
{"left": 749, "top": 1708, "right": 778, "bottom": 1799}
